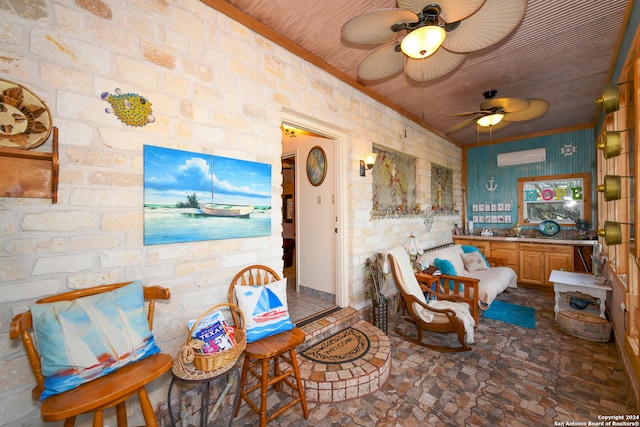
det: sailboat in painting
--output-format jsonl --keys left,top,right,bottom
{"left": 199, "top": 156, "right": 254, "bottom": 218}
{"left": 253, "top": 286, "right": 287, "bottom": 323}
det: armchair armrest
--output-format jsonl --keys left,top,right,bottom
{"left": 404, "top": 293, "right": 460, "bottom": 324}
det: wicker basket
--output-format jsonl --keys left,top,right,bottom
{"left": 181, "top": 303, "right": 246, "bottom": 373}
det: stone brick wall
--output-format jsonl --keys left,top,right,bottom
{"left": 0, "top": 1, "right": 461, "bottom": 425}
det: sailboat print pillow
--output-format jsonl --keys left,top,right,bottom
{"left": 30, "top": 281, "right": 161, "bottom": 400}
{"left": 234, "top": 278, "right": 294, "bottom": 343}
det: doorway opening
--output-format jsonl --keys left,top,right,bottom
{"left": 281, "top": 124, "right": 339, "bottom": 324}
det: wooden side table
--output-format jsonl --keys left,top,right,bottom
{"left": 415, "top": 272, "right": 440, "bottom": 291}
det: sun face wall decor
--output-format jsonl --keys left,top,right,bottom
{"left": 0, "top": 78, "right": 52, "bottom": 150}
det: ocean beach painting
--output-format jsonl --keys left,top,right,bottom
{"left": 143, "top": 145, "right": 272, "bottom": 245}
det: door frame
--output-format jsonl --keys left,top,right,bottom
{"left": 282, "top": 109, "right": 348, "bottom": 307}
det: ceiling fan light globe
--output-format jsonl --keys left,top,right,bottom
{"left": 477, "top": 113, "right": 504, "bottom": 127}
{"left": 400, "top": 26, "right": 446, "bottom": 59}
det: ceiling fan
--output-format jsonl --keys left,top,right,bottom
{"left": 448, "top": 90, "right": 550, "bottom": 133}
{"left": 341, "top": 0, "right": 527, "bottom": 82}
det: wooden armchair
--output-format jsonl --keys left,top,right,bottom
{"left": 10, "top": 281, "right": 172, "bottom": 426}
{"left": 388, "top": 248, "right": 475, "bottom": 352}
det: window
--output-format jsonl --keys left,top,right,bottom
{"left": 518, "top": 173, "right": 591, "bottom": 225}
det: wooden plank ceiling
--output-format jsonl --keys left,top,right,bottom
{"left": 204, "top": 0, "right": 631, "bottom": 146}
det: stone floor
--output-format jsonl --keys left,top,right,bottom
{"left": 232, "top": 286, "right": 637, "bottom": 426}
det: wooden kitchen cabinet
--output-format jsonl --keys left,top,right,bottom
{"left": 490, "top": 241, "right": 518, "bottom": 271}
{"left": 518, "top": 243, "right": 573, "bottom": 287}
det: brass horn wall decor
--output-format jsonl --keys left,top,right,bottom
{"left": 597, "top": 221, "right": 633, "bottom": 246}
{"left": 597, "top": 175, "right": 622, "bottom": 201}
{"left": 595, "top": 83, "right": 620, "bottom": 114}
{"left": 597, "top": 131, "right": 622, "bottom": 159}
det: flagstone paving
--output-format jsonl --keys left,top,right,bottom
{"left": 232, "top": 286, "right": 636, "bottom": 426}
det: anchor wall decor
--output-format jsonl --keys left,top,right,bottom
{"left": 485, "top": 177, "right": 498, "bottom": 192}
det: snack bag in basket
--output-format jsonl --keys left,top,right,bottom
{"left": 188, "top": 310, "right": 235, "bottom": 354}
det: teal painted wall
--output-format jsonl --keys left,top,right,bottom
{"left": 465, "top": 128, "right": 596, "bottom": 229}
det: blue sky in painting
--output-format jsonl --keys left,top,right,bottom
{"left": 144, "top": 145, "right": 272, "bottom": 207}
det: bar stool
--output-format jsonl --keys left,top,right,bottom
{"left": 228, "top": 265, "right": 308, "bottom": 427}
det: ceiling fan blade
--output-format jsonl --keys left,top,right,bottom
{"left": 357, "top": 42, "right": 405, "bottom": 81}
{"left": 442, "top": 0, "right": 527, "bottom": 53}
{"left": 503, "top": 99, "right": 550, "bottom": 122}
{"left": 480, "top": 97, "right": 530, "bottom": 113}
{"left": 476, "top": 120, "right": 511, "bottom": 133}
{"left": 341, "top": 9, "right": 418, "bottom": 45}
{"left": 405, "top": 48, "right": 466, "bottom": 82}
{"left": 448, "top": 118, "right": 477, "bottom": 133}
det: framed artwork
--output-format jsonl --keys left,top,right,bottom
{"left": 504, "top": 203, "right": 512, "bottom": 211}
{"left": 472, "top": 204, "right": 478, "bottom": 212}
{"left": 283, "top": 194, "right": 293, "bottom": 223}
{"left": 371, "top": 147, "right": 416, "bottom": 212}
{"left": 306, "top": 146, "right": 327, "bottom": 186}
{"left": 143, "top": 145, "right": 271, "bottom": 245}
{"left": 490, "top": 203, "right": 497, "bottom": 212}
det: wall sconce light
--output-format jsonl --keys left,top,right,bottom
{"left": 359, "top": 153, "right": 378, "bottom": 177}
{"left": 596, "top": 131, "right": 623, "bottom": 159}
{"left": 597, "top": 220, "right": 633, "bottom": 246}
{"left": 595, "top": 83, "right": 620, "bottom": 114}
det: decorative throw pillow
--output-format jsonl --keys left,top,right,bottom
{"left": 30, "top": 281, "right": 161, "bottom": 400}
{"left": 461, "top": 245, "right": 491, "bottom": 267}
{"left": 234, "top": 278, "right": 294, "bottom": 343}
{"left": 433, "top": 258, "right": 457, "bottom": 276}
{"left": 461, "top": 251, "right": 490, "bottom": 273}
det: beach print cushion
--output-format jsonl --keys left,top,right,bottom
{"left": 30, "top": 281, "right": 160, "bottom": 400}
{"left": 234, "top": 278, "right": 294, "bottom": 343}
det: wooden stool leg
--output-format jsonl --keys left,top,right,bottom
{"left": 289, "top": 349, "right": 308, "bottom": 419}
{"left": 92, "top": 411, "right": 103, "bottom": 427}
{"left": 273, "top": 354, "right": 281, "bottom": 392}
{"left": 235, "top": 356, "right": 250, "bottom": 417}
{"left": 259, "top": 358, "right": 269, "bottom": 427}
{"left": 138, "top": 387, "right": 158, "bottom": 427}
{"left": 64, "top": 417, "right": 76, "bottom": 427}
{"left": 115, "top": 402, "right": 127, "bottom": 426}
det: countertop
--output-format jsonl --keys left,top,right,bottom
{"left": 454, "top": 235, "right": 598, "bottom": 246}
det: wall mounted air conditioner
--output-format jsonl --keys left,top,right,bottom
{"left": 497, "top": 148, "right": 546, "bottom": 167}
